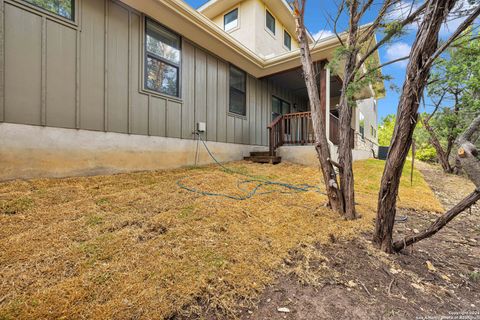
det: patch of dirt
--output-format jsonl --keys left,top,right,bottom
{"left": 243, "top": 163, "right": 479, "bottom": 320}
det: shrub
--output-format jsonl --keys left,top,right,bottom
{"left": 416, "top": 146, "right": 437, "bottom": 162}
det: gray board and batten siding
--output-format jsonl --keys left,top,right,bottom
{"left": 0, "top": 0, "right": 308, "bottom": 147}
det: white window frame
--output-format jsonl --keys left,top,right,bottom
{"left": 265, "top": 9, "right": 276, "bottom": 36}
{"left": 283, "top": 29, "right": 292, "bottom": 50}
{"left": 224, "top": 7, "right": 239, "bottom": 32}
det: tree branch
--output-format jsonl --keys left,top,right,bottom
{"left": 458, "top": 113, "right": 480, "bottom": 144}
{"left": 356, "top": 55, "right": 410, "bottom": 82}
{"left": 355, "top": 1, "right": 428, "bottom": 71}
{"left": 393, "top": 189, "right": 480, "bottom": 252}
{"left": 425, "top": 4, "right": 480, "bottom": 69}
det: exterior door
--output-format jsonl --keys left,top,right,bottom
{"left": 271, "top": 96, "right": 291, "bottom": 121}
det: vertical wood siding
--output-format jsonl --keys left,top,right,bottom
{"left": 0, "top": 0, "right": 307, "bottom": 146}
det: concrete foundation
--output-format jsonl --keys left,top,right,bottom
{"left": 0, "top": 123, "right": 268, "bottom": 181}
{"left": 277, "top": 144, "right": 374, "bottom": 167}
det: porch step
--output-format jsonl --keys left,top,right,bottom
{"left": 249, "top": 151, "right": 271, "bottom": 157}
{"left": 244, "top": 151, "right": 281, "bottom": 164}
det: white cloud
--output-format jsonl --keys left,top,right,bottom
{"left": 385, "top": 42, "right": 411, "bottom": 67}
{"left": 312, "top": 29, "right": 334, "bottom": 41}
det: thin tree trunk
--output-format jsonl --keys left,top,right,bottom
{"left": 338, "top": 50, "right": 359, "bottom": 220}
{"left": 337, "top": 1, "right": 361, "bottom": 220}
{"left": 374, "top": 0, "right": 457, "bottom": 253}
{"left": 423, "top": 118, "right": 453, "bottom": 173}
{"left": 445, "top": 95, "right": 461, "bottom": 161}
{"left": 293, "top": 8, "right": 345, "bottom": 213}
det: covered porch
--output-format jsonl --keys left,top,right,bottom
{"left": 262, "top": 61, "right": 356, "bottom": 157}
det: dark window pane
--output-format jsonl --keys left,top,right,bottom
{"left": 224, "top": 9, "right": 238, "bottom": 31}
{"left": 284, "top": 31, "right": 291, "bottom": 50}
{"left": 230, "top": 66, "right": 245, "bottom": 92}
{"left": 146, "top": 57, "right": 178, "bottom": 97}
{"left": 281, "top": 101, "right": 291, "bottom": 114}
{"left": 272, "top": 96, "right": 290, "bottom": 120}
{"left": 229, "top": 65, "right": 246, "bottom": 116}
{"left": 146, "top": 20, "right": 181, "bottom": 64}
{"left": 266, "top": 10, "right": 275, "bottom": 34}
{"left": 25, "top": 0, "right": 73, "bottom": 20}
{"left": 229, "top": 89, "right": 246, "bottom": 116}
{"left": 272, "top": 96, "right": 281, "bottom": 120}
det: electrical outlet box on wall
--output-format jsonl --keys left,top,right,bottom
{"left": 197, "top": 122, "right": 206, "bottom": 132}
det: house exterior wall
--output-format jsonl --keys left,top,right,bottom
{"left": 0, "top": 0, "right": 307, "bottom": 146}
{"left": 210, "top": 0, "right": 299, "bottom": 58}
{"left": 355, "top": 97, "right": 379, "bottom": 155}
{"left": 0, "top": 0, "right": 308, "bottom": 180}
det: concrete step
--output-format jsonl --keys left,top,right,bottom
{"left": 244, "top": 155, "right": 281, "bottom": 164}
{"left": 250, "top": 151, "right": 272, "bottom": 157}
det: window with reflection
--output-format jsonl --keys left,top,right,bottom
{"left": 24, "top": 0, "right": 74, "bottom": 20}
{"left": 266, "top": 10, "right": 275, "bottom": 34}
{"left": 224, "top": 8, "right": 238, "bottom": 32}
{"left": 359, "top": 112, "right": 365, "bottom": 139}
{"left": 145, "top": 18, "right": 181, "bottom": 97}
{"left": 229, "top": 65, "right": 246, "bottom": 116}
{"left": 284, "top": 30, "right": 291, "bottom": 50}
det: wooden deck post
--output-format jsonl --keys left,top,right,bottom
{"left": 319, "top": 68, "right": 327, "bottom": 127}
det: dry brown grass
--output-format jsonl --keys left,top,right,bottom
{"left": 0, "top": 159, "right": 442, "bottom": 319}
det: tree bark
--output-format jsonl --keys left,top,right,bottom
{"left": 338, "top": 59, "right": 358, "bottom": 220}
{"left": 423, "top": 118, "right": 453, "bottom": 173}
{"left": 374, "top": 0, "right": 457, "bottom": 253}
{"left": 293, "top": 4, "right": 345, "bottom": 213}
{"left": 336, "top": 1, "right": 361, "bottom": 220}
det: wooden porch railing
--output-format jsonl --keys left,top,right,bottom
{"left": 329, "top": 114, "right": 355, "bottom": 148}
{"left": 268, "top": 111, "right": 355, "bottom": 155}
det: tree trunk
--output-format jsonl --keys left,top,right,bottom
{"left": 423, "top": 118, "right": 453, "bottom": 173}
{"left": 336, "top": 1, "right": 361, "bottom": 220}
{"left": 394, "top": 114, "right": 480, "bottom": 251}
{"left": 373, "top": 0, "right": 457, "bottom": 253}
{"left": 293, "top": 10, "right": 345, "bottom": 213}
{"left": 338, "top": 53, "right": 359, "bottom": 220}
{"left": 445, "top": 96, "right": 461, "bottom": 161}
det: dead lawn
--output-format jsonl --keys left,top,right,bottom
{"left": 0, "top": 159, "right": 442, "bottom": 319}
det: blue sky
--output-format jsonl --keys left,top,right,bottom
{"left": 184, "top": 0, "right": 471, "bottom": 122}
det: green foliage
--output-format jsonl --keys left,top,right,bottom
{"left": 416, "top": 146, "right": 437, "bottom": 162}
{"left": 426, "top": 31, "right": 480, "bottom": 149}
{"left": 25, "top": 0, "right": 72, "bottom": 19}
{"left": 470, "top": 271, "right": 480, "bottom": 282}
{"left": 378, "top": 114, "right": 396, "bottom": 146}
{"left": 383, "top": 21, "right": 407, "bottom": 39}
{"left": 378, "top": 114, "right": 436, "bottom": 161}
{"left": 413, "top": 115, "right": 433, "bottom": 157}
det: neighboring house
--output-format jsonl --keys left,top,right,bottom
{"left": 0, "top": 0, "right": 384, "bottom": 180}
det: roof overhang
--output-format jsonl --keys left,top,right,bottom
{"left": 120, "top": 0, "right": 385, "bottom": 98}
